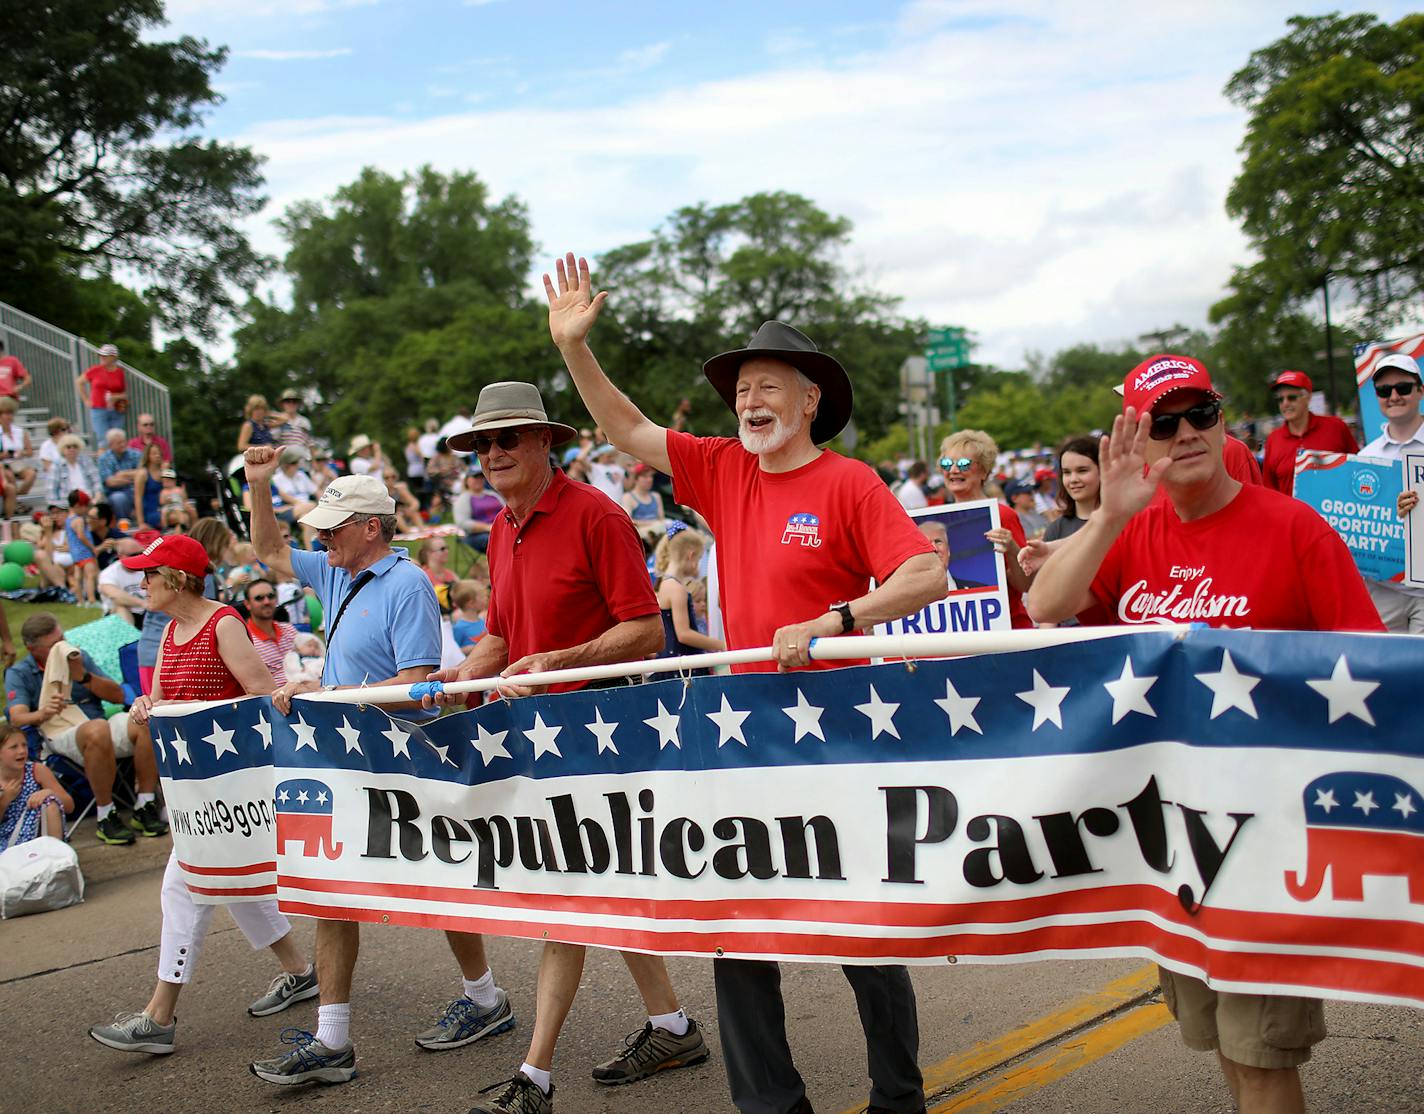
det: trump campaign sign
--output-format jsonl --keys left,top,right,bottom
{"left": 152, "top": 628, "right": 1424, "bottom": 1009}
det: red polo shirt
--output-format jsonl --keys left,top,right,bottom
{"left": 1262, "top": 414, "right": 1359, "bottom": 493}
{"left": 485, "top": 469, "right": 658, "bottom": 693}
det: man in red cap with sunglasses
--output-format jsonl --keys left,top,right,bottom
{"left": 1028, "top": 353, "right": 1381, "bottom": 1113}
{"left": 1260, "top": 370, "right": 1357, "bottom": 493}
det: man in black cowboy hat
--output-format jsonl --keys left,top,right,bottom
{"left": 544, "top": 253, "right": 944, "bottom": 1114}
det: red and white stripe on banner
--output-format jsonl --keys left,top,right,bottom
{"left": 179, "top": 858, "right": 277, "bottom": 899}
{"left": 1356, "top": 332, "right": 1424, "bottom": 386}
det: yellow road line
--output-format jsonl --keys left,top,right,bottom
{"left": 834, "top": 965, "right": 1162, "bottom": 1114}
{"left": 929, "top": 1000, "right": 1173, "bottom": 1113}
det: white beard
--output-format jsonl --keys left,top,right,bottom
{"left": 739, "top": 408, "right": 804, "bottom": 456}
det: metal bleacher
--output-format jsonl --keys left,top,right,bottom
{"left": 0, "top": 298, "right": 173, "bottom": 518}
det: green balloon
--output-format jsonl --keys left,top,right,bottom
{"left": 305, "top": 594, "right": 323, "bottom": 629}
{"left": 2, "top": 541, "right": 33, "bottom": 566}
{"left": 0, "top": 562, "right": 25, "bottom": 591}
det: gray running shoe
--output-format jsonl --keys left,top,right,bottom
{"left": 248, "top": 966, "right": 320, "bottom": 1017}
{"left": 591, "top": 1018, "right": 709, "bottom": 1085}
{"left": 467, "top": 1073, "right": 553, "bottom": 1114}
{"left": 416, "top": 988, "right": 516, "bottom": 1050}
{"left": 89, "top": 1011, "right": 176, "bottom": 1055}
{"left": 249, "top": 1028, "right": 355, "bottom": 1086}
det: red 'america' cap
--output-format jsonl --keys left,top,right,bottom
{"left": 1121, "top": 354, "right": 1221, "bottom": 414}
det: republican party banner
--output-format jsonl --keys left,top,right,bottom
{"left": 152, "top": 628, "right": 1424, "bottom": 1009}
{"left": 872, "top": 500, "right": 1012, "bottom": 638}
{"left": 1293, "top": 451, "right": 1405, "bottom": 584}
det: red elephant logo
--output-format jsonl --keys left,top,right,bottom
{"left": 275, "top": 778, "right": 344, "bottom": 860}
{"left": 1285, "top": 771, "right": 1424, "bottom": 903}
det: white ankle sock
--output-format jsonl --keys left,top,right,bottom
{"left": 520, "top": 1063, "right": 551, "bottom": 1095}
{"left": 96, "top": 802, "right": 114, "bottom": 820}
{"left": 649, "top": 1008, "right": 689, "bottom": 1036}
{"left": 463, "top": 970, "right": 499, "bottom": 1009}
{"left": 136, "top": 792, "right": 156, "bottom": 807}
{"left": 316, "top": 1003, "right": 351, "bottom": 1048}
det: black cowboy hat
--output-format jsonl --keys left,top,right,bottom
{"left": 702, "top": 321, "right": 853, "bottom": 446}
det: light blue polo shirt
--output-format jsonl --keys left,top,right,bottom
{"left": 290, "top": 547, "right": 440, "bottom": 721}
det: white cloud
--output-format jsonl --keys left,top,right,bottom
{"left": 236, "top": 48, "right": 353, "bottom": 61}
{"left": 225, "top": 1, "right": 1374, "bottom": 366}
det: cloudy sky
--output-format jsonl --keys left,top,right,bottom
{"left": 161, "top": 0, "right": 1410, "bottom": 367}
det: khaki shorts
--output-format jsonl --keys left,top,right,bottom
{"left": 1158, "top": 965, "right": 1326, "bottom": 1070}
{"left": 42, "top": 712, "right": 133, "bottom": 766}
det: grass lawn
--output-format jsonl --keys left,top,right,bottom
{"left": 3, "top": 599, "right": 110, "bottom": 666}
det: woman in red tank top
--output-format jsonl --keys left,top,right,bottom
{"left": 88, "top": 536, "right": 316, "bottom": 1058}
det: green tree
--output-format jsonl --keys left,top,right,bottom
{"left": 594, "top": 192, "right": 921, "bottom": 442}
{"left": 0, "top": 0, "right": 267, "bottom": 338}
{"left": 1216, "top": 12, "right": 1424, "bottom": 346}
{"left": 233, "top": 166, "right": 549, "bottom": 454}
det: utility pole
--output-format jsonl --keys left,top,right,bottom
{"left": 1322, "top": 271, "right": 1339, "bottom": 413}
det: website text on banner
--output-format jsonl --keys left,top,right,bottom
{"left": 152, "top": 628, "right": 1424, "bottom": 1006}
{"left": 1293, "top": 451, "right": 1406, "bottom": 584}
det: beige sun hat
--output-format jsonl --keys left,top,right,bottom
{"left": 447, "top": 382, "right": 577, "bottom": 453}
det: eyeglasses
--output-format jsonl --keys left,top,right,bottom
{"left": 471, "top": 429, "right": 525, "bottom": 455}
{"left": 1274, "top": 391, "right": 1307, "bottom": 404}
{"left": 314, "top": 517, "right": 364, "bottom": 541}
{"left": 247, "top": 592, "right": 275, "bottom": 602}
{"left": 1375, "top": 381, "right": 1419, "bottom": 399}
{"left": 939, "top": 456, "right": 975, "bottom": 472}
{"left": 1149, "top": 400, "right": 1222, "bottom": 441}
{"left": 140, "top": 421, "right": 155, "bottom": 427}
{"left": 140, "top": 568, "right": 160, "bottom": 580}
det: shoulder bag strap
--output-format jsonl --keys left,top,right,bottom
{"left": 325, "top": 569, "right": 376, "bottom": 645}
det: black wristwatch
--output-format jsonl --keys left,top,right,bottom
{"left": 829, "top": 601, "right": 856, "bottom": 633}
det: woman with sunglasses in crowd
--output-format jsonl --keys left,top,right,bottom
{"left": 937, "top": 429, "right": 1035, "bottom": 627}
{"left": 89, "top": 533, "right": 315, "bottom": 1059}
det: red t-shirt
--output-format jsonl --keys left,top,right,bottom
{"left": 0, "top": 356, "right": 27, "bottom": 397}
{"left": 1089, "top": 483, "right": 1383, "bottom": 632}
{"left": 667, "top": 431, "right": 935, "bottom": 672}
{"left": 159, "top": 605, "right": 251, "bottom": 701}
{"left": 1262, "top": 415, "right": 1359, "bottom": 493}
{"left": 82, "top": 363, "right": 126, "bottom": 409}
{"left": 485, "top": 469, "right": 658, "bottom": 694}
{"left": 996, "top": 502, "right": 1033, "bottom": 629}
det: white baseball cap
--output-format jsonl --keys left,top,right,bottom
{"left": 298, "top": 474, "right": 396, "bottom": 530}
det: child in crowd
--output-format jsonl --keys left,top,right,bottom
{"left": 449, "top": 579, "right": 488, "bottom": 650}
{"left": 656, "top": 527, "right": 723, "bottom": 660}
{"left": 282, "top": 632, "right": 326, "bottom": 684}
{"left": 65, "top": 490, "right": 100, "bottom": 606}
{"left": 0, "top": 724, "right": 73, "bottom": 846}
{"left": 224, "top": 542, "right": 261, "bottom": 593}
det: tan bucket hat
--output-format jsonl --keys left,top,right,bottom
{"left": 447, "top": 382, "right": 578, "bottom": 453}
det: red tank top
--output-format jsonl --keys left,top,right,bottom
{"left": 159, "top": 605, "right": 250, "bottom": 701}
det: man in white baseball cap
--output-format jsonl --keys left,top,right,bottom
{"left": 241, "top": 447, "right": 516, "bottom": 1086}
{"left": 1362, "top": 351, "right": 1424, "bottom": 631}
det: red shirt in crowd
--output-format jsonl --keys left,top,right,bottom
{"left": 158, "top": 605, "right": 252, "bottom": 701}
{"left": 485, "top": 468, "right": 658, "bottom": 694}
{"left": 1088, "top": 483, "right": 1383, "bottom": 632}
{"left": 128, "top": 433, "right": 173, "bottom": 462}
{"left": 996, "top": 501, "right": 1033, "bottom": 629}
{"left": 246, "top": 617, "right": 297, "bottom": 686}
{"left": 0, "top": 355, "right": 28, "bottom": 397}
{"left": 667, "top": 430, "right": 934, "bottom": 673}
{"left": 82, "top": 363, "right": 126, "bottom": 409}
{"left": 1261, "top": 415, "right": 1359, "bottom": 493}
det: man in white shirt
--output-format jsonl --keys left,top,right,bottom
{"left": 895, "top": 460, "right": 929, "bottom": 509}
{"left": 1360, "top": 352, "right": 1424, "bottom": 632}
{"left": 437, "top": 407, "right": 475, "bottom": 444}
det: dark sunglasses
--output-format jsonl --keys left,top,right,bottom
{"left": 248, "top": 592, "right": 275, "bottom": 602}
{"left": 939, "top": 456, "right": 975, "bottom": 472}
{"left": 1374, "top": 381, "right": 1419, "bottom": 399}
{"left": 1149, "top": 400, "right": 1222, "bottom": 440}
{"left": 472, "top": 430, "right": 524, "bottom": 455}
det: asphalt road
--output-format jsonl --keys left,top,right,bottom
{"left": 5, "top": 826, "right": 1423, "bottom": 1114}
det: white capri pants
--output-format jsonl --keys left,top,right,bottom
{"left": 158, "top": 850, "right": 290, "bottom": 984}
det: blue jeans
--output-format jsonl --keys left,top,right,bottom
{"left": 90, "top": 407, "right": 126, "bottom": 441}
{"left": 104, "top": 487, "right": 134, "bottom": 521}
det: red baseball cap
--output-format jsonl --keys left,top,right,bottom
{"left": 1271, "top": 370, "right": 1313, "bottom": 393}
{"left": 1122, "top": 354, "right": 1221, "bottom": 414}
{"left": 121, "top": 533, "right": 209, "bottom": 578}
{"left": 131, "top": 528, "right": 161, "bottom": 547}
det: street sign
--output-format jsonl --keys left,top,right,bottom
{"left": 924, "top": 325, "right": 971, "bottom": 431}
